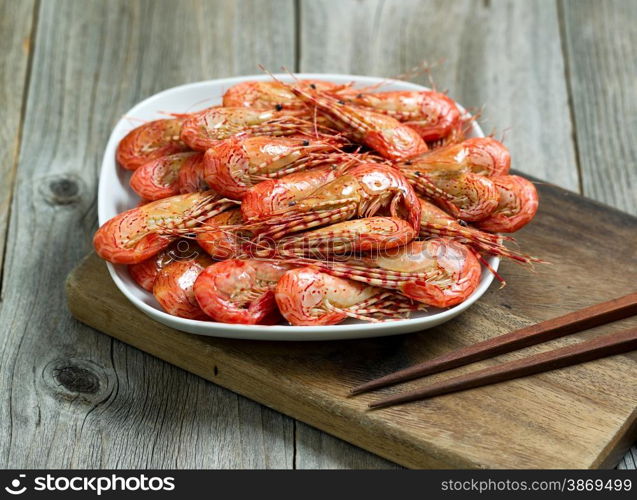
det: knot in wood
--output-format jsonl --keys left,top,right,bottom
{"left": 53, "top": 364, "right": 100, "bottom": 394}
{"left": 40, "top": 174, "right": 83, "bottom": 205}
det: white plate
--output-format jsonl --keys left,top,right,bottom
{"left": 98, "top": 74, "right": 499, "bottom": 341}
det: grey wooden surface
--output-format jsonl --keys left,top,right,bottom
{"left": 0, "top": 0, "right": 634, "bottom": 469}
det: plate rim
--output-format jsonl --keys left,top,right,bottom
{"left": 98, "top": 73, "right": 500, "bottom": 340}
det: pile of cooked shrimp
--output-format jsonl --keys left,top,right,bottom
{"left": 94, "top": 77, "right": 541, "bottom": 326}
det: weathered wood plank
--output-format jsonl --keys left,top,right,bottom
{"left": 299, "top": 0, "right": 578, "bottom": 190}
{"left": 559, "top": 0, "right": 637, "bottom": 216}
{"left": 0, "top": 0, "right": 295, "bottom": 468}
{"left": 0, "top": 0, "right": 35, "bottom": 276}
{"left": 618, "top": 447, "right": 637, "bottom": 470}
{"left": 296, "top": 0, "right": 580, "bottom": 468}
{"left": 560, "top": 0, "right": 637, "bottom": 468}
{"left": 295, "top": 423, "right": 400, "bottom": 469}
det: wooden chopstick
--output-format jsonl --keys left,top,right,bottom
{"left": 369, "top": 327, "right": 637, "bottom": 409}
{"left": 351, "top": 292, "right": 637, "bottom": 396}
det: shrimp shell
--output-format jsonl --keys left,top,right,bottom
{"left": 153, "top": 252, "right": 214, "bottom": 320}
{"left": 130, "top": 152, "right": 202, "bottom": 201}
{"left": 346, "top": 90, "right": 462, "bottom": 142}
{"left": 401, "top": 165, "right": 500, "bottom": 222}
{"left": 93, "top": 191, "right": 237, "bottom": 264}
{"left": 275, "top": 267, "right": 424, "bottom": 326}
{"left": 223, "top": 79, "right": 344, "bottom": 109}
{"left": 286, "top": 83, "right": 429, "bottom": 161}
{"left": 241, "top": 164, "right": 343, "bottom": 221}
{"left": 203, "top": 135, "right": 341, "bottom": 200}
{"left": 399, "top": 137, "right": 511, "bottom": 177}
{"left": 196, "top": 208, "right": 246, "bottom": 260}
{"left": 193, "top": 259, "right": 291, "bottom": 324}
{"left": 116, "top": 118, "right": 188, "bottom": 170}
{"left": 244, "top": 164, "right": 421, "bottom": 240}
{"left": 180, "top": 107, "right": 322, "bottom": 151}
{"left": 128, "top": 239, "right": 206, "bottom": 291}
{"left": 287, "top": 238, "right": 481, "bottom": 308}
{"left": 475, "top": 175, "right": 539, "bottom": 233}
{"left": 271, "top": 217, "right": 417, "bottom": 257}
{"left": 417, "top": 198, "right": 541, "bottom": 264}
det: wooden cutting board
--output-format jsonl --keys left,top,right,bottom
{"left": 66, "top": 181, "right": 637, "bottom": 469}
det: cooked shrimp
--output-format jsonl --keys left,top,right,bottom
{"left": 290, "top": 238, "right": 482, "bottom": 308}
{"left": 116, "top": 118, "right": 189, "bottom": 170}
{"left": 223, "top": 79, "right": 344, "bottom": 109}
{"left": 345, "top": 90, "right": 462, "bottom": 142}
{"left": 180, "top": 106, "right": 326, "bottom": 151}
{"left": 241, "top": 164, "right": 344, "bottom": 221}
{"left": 196, "top": 208, "right": 246, "bottom": 260}
{"left": 286, "top": 83, "right": 429, "bottom": 160}
{"left": 93, "top": 191, "right": 238, "bottom": 264}
{"left": 475, "top": 175, "right": 539, "bottom": 233}
{"left": 153, "top": 252, "right": 214, "bottom": 320}
{"left": 243, "top": 164, "right": 421, "bottom": 240}
{"left": 128, "top": 239, "right": 205, "bottom": 291}
{"left": 130, "top": 152, "right": 203, "bottom": 200}
{"left": 271, "top": 217, "right": 417, "bottom": 257}
{"left": 399, "top": 137, "right": 511, "bottom": 177}
{"left": 193, "top": 259, "right": 292, "bottom": 324}
{"left": 276, "top": 267, "right": 424, "bottom": 326}
{"left": 203, "top": 135, "right": 342, "bottom": 200}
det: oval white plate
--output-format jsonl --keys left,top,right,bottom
{"left": 98, "top": 73, "right": 499, "bottom": 341}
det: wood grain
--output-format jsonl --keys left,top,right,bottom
{"left": 67, "top": 181, "right": 637, "bottom": 469}
{"left": 295, "top": 423, "right": 399, "bottom": 469}
{"left": 0, "top": 0, "right": 35, "bottom": 276}
{"left": 560, "top": 0, "right": 637, "bottom": 216}
{"left": 0, "top": 0, "right": 296, "bottom": 468}
{"left": 298, "top": 0, "right": 579, "bottom": 190}
{"left": 618, "top": 447, "right": 637, "bottom": 470}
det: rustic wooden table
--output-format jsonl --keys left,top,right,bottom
{"left": 1, "top": 0, "right": 635, "bottom": 469}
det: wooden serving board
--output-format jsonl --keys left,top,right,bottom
{"left": 66, "top": 181, "right": 637, "bottom": 469}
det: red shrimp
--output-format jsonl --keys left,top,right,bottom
{"left": 243, "top": 163, "right": 421, "bottom": 240}
{"left": 196, "top": 208, "right": 246, "bottom": 260}
{"left": 286, "top": 83, "right": 429, "bottom": 161}
{"left": 417, "top": 198, "right": 541, "bottom": 264}
{"left": 400, "top": 137, "right": 511, "bottom": 177}
{"left": 475, "top": 175, "right": 539, "bottom": 233}
{"left": 398, "top": 163, "right": 500, "bottom": 222}
{"left": 130, "top": 152, "right": 203, "bottom": 200}
{"left": 223, "top": 79, "right": 344, "bottom": 109}
{"left": 180, "top": 106, "right": 326, "bottom": 151}
{"left": 275, "top": 267, "right": 424, "bottom": 326}
{"left": 177, "top": 153, "right": 208, "bottom": 193}
{"left": 345, "top": 90, "right": 462, "bottom": 142}
{"left": 270, "top": 217, "right": 417, "bottom": 257}
{"left": 93, "top": 191, "right": 238, "bottom": 264}
{"left": 116, "top": 118, "right": 189, "bottom": 170}
{"left": 128, "top": 239, "right": 205, "bottom": 291}
{"left": 193, "top": 259, "right": 292, "bottom": 324}
{"left": 290, "top": 238, "right": 482, "bottom": 308}
{"left": 241, "top": 164, "right": 344, "bottom": 221}
{"left": 153, "top": 252, "right": 214, "bottom": 320}
{"left": 203, "top": 135, "right": 343, "bottom": 200}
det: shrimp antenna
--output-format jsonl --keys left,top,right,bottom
{"left": 500, "top": 126, "right": 512, "bottom": 144}
{"left": 257, "top": 64, "right": 300, "bottom": 85}
{"left": 123, "top": 115, "right": 147, "bottom": 125}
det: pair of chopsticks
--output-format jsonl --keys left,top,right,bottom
{"left": 351, "top": 292, "right": 637, "bottom": 409}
